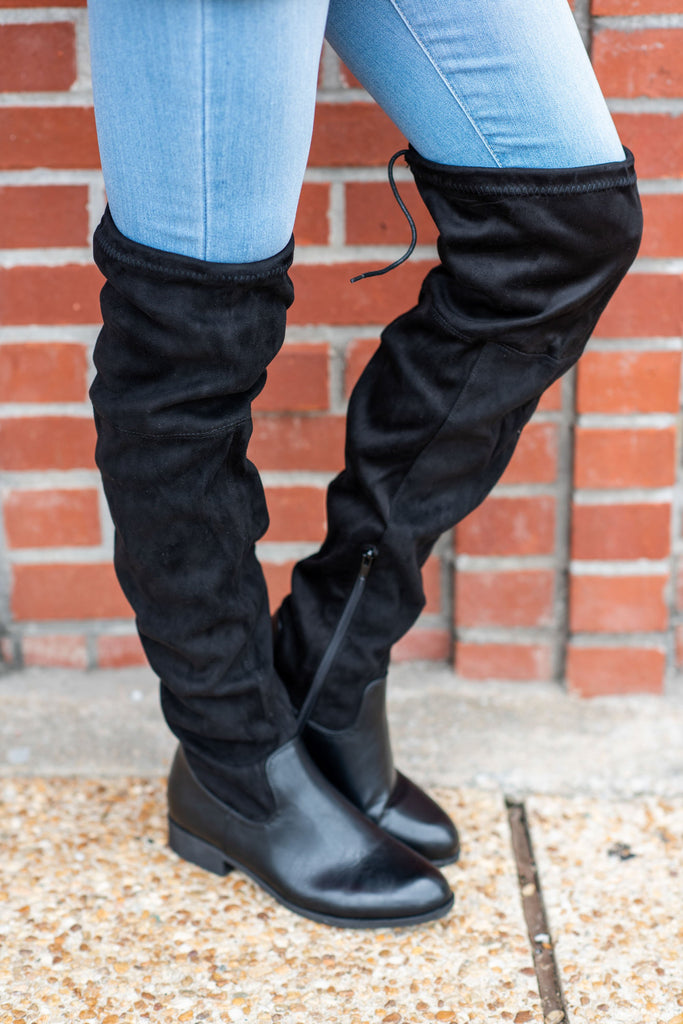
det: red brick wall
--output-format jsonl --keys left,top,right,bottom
{"left": 1, "top": 2, "right": 682, "bottom": 694}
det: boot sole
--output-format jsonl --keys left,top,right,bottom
{"left": 168, "top": 816, "right": 454, "bottom": 929}
{"left": 431, "top": 851, "right": 460, "bottom": 868}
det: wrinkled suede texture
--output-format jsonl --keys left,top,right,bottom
{"left": 276, "top": 148, "right": 643, "bottom": 728}
{"left": 91, "top": 208, "right": 297, "bottom": 819}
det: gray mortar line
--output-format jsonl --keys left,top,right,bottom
{"left": 568, "top": 632, "right": 668, "bottom": 648}
{"left": 73, "top": 8, "right": 91, "bottom": 94}
{"left": 0, "top": 247, "right": 92, "bottom": 267}
{"left": 553, "top": 368, "right": 577, "bottom": 685}
{"left": 573, "top": 0, "right": 592, "bottom": 53}
{"left": 455, "top": 626, "right": 562, "bottom": 645}
{"left": 0, "top": 92, "right": 93, "bottom": 107}
{"left": 572, "top": 486, "right": 673, "bottom": 503}
{"left": 0, "top": 469, "right": 12, "bottom": 661}
{"left": 607, "top": 98, "right": 683, "bottom": 114}
{"left": 454, "top": 555, "right": 557, "bottom": 571}
{"left": 637, "top": 179, "right": 683, "bottom": 193}
{"left": 576, "top": 412, "right": 677, "bottom": 426}
{"left": 588, "top": 336, "right": 682, "bottom": 350}
{"left": 664, "top": 346, "right": 683, "bottom": 690}
{"left": 569, "top": 559, "right": 669, "bottom": 576}
{"left": 596, "top": 14, "right": 683, "bottom": 29}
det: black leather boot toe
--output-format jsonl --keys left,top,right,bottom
{"left": 167, "top": 738, "right": 454, "bottom": 928}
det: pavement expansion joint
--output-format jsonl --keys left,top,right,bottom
{"left": 506, "top": 799, "right": 568, "bottom": 1024}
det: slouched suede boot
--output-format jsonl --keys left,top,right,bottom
{"left": 275, "top": 147, "right": 643, "bottom": 863}
{"left": 90, "top": 208, "right": 453, "bottom": 928}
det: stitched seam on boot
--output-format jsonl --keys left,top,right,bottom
{"left": 94, "top": 233, "right": 293, "bottom": 285}
{"left": 386, "top": 0, "right": 501, "bottom": 169}
{"left": 410, "top": 172, "right": 637, "bottom": 197}
{"left": 429, "top": 302, "right": 481, "bottom": 343}
{"left": 379, "top": 342, "right": 491, "bottom": 528}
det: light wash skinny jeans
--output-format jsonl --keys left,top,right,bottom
{"left": 88, "top": 0, "right": 625, "bottom": 263}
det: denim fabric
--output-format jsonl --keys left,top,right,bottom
{"left": 87, "top": 0, "right": 624, "bottom": 262}
{"left": 326, "top": 0, "right": 624, "bottom": 170}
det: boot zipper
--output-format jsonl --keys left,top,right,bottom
{"left": 296, "top": 546, "right": 377, "bottom": 729}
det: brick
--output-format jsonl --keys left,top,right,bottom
{"left": 290, "top": 260, "right": 429, "bottom": 326}
{"left": 593, "top": 29, "right": 683, "bottom": 98}
{"left": 0, "top": 1, "right": 85, "bottom": 6}
{"left": 0, "top": 342, "right": 88, "bottom": 403}
{"left": 0, "top": 185, "right": 89, "bottom": 249}
{"left": 0, "top": 417, "right": 96, "bottom": 471}
{"left": 455, "top": 570, "right": 555, "bottom": 628}
{"left": 592, "top": 0, "right": 683, "bottom": 13}
{"left": 262, "top": 487, "right": 326, "bottom": 543}
{"left": 500, "top": 422, "right": 558, "bottom": 485}
{"left": 571, "top": 503, "right": 670, "bottom": 560}
{"left": 254, "top": 344, "right": 329, "bottom": 413}
{"left": 570, "top": 574, "right": 668, "bottom": 632}
{"left": 573, "top": 428, "right": 676, "bottom": 489}
{"left": 456, "top": 496, "right": 556, "bottom": 557}
{"left": 0, "top": 23, "right": 76, "bottom": 92}
{"left": 595, "top": 274, "right": 683, "bottom": 338}
{"left": 294, "top": 183, "right": 330, "bottom": 246}
{"left": 345, "top": 338, "right": 380, "bottom": 397}
{"left": 566, "top": 645, "right": 665, "bottom": 696}
{"left": 22, "top": 634, "right": 87, "bottom": 669}
{"left": 12, "top": 563, "right": 132, "bottom": 621}
{"left": 0, "top": 107, "right": 99, "bottom": 170}
{"left": 345, "top": 181, "right": 438, "bottom": 247}
{"left": 262, "top": 560, "right": 295, "bottom": 615}
{"left": 0, "top": 265, "right": 102, "bottom": 325}
{"left": 309, "top": 103, "right": 405, "bottom": 167}
{"left": 612, "top": 113, "right": 683, "bottom": 179}
{"left": 96, "top": 634, "right": 146, "bottom": 669}
{"left": 576, "top": 350, "right": 682, "bottom": 414}
{"left": 251, "top": 414, "right": 345, "bottom": 472}
{"left": 455, "top": 642, "right": 553, "bottom": 682}
{"left": 537, "top": 379, "right": 563, "bottom": 413}
{"left": 640, "top": 194, "right": 683, "bottom": 259}
{"left": 393, "top": 627, "right": 450, "bottom": 662}
{"left": 4, "top": 488, "right": 100, "bottom": 549}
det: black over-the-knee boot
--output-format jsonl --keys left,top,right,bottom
{"left": 90, "top": 208, "right": 453, "bottom": 928}
{"left": 275, "top": 147, "right": 643, "bottom": 863}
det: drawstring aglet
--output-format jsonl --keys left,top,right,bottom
{"left": 350, "top": 148, "right": 417, "bottom": 283}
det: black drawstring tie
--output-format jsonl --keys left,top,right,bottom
{"left": 350, "top": 149, "right": 417, "bottom": 283}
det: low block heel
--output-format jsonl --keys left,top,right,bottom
{"left": 168, "top": 817, "right": 233, "bottom": 877}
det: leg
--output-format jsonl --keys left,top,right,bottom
{"left": 87, "top": 0, "right": 453, "bottom": 926}
{"left": 89, "top": 0, "right": 327, "bottom": 261}
{"left": 88, "top": 0, "right": 330, "bottom": 814}
{"left": 274, "top": 0, "right": 642, "bottom": 858}
{"left": 326, "top": 0, "right": 624, "bottom": 169}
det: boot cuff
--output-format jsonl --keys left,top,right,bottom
{"left": 93, "top": 206, "right": 295, "bottom": 285}
{"left": 405, "top": 145, "right": 638, "bottom": 197}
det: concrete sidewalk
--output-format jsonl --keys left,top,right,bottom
{"left": 1, "top": 664, "right": 682, "bottom": 1024}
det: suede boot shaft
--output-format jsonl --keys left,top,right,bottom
{"left": 91, "top": 209, "right": 297, "bottom": 817}
{"left": 276, "top": 148, "right": 643, "bottom": 727}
